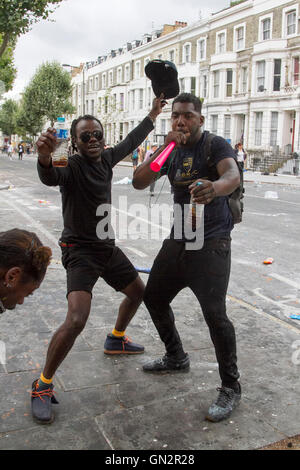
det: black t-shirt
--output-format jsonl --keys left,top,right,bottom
{"left": 37, "top": 117, "right": 154, "bottom": 245}
{"left": 160, "top": 131, "right": 236, "bottom": 241}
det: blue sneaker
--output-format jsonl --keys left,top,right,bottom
{"left": 31, "top": 379, "right": 59, "bottom": 424}
{"left": 104, "top": 333, "right": 144, "bottom": 355}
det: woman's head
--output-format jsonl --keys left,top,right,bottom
{"left": 0, "top": 229, "right": 52, "bottom": 312}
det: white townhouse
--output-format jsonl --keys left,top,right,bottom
{"left": 68, "top": 0, "right": 300, "bottom": 155}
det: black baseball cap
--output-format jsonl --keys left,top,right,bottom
{"left": 145, "top": 59, "right": 179, "bottom": 100}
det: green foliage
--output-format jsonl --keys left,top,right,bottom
{"left": 0, "top": 0, "right": 64, "bottom": 58}
{"left": 0, "top": 98, "right": 19, "bottom": 136}
{"left": 0, "top": 34, "right": 16, "bottom": 93}
{"left": 230, "top": 0, "right": 246, "bottom": 6}
{"left": 20, "top": 61, "right": 75, "bottom": 130}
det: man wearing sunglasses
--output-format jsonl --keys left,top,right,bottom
{"left": 32, "top": 95, "right": 165, "bottom": 424}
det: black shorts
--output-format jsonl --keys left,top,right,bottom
{"left": 61, "top": 244, "right": 138, "bottom": 297}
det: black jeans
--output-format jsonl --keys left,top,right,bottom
{"left": 144, "top": 237, "right": 239, "bottom": 387}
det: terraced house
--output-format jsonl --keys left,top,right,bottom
{"left": 68, "top": 0, "right": 300, "bottom": 156}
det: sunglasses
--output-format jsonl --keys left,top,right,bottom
{"left": 80, "top": 130, "right": 103, "bottom": 143}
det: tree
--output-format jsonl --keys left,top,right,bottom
{"left": 0, "top": 98, "right": 19, "bottom": 137}
{"left": 0, "top": 34, "right": 16, "bottom": 93}
{"left": 0, "top": 0, "right": 64, "bottom": 59}
{"left": 20, "top": 61, "right": 75, "bottom": 127}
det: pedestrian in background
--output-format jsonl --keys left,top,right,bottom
{"left": 8, "top": 143, "right": 13, "bottom": 160}
{"left": 234, "top": 143, "right": 247, "bottom": 170}
{"left": 144, "top": 143, "right": 159, "bottom": 196}
{"left": 131, "top": 147, "right": 139, "bottom": 172}
{"left": 18, "top": 143, "right": 24, "bottom": 160}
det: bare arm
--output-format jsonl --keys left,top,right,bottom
{"left": 132, "top": 130, "right": 189, "bottom": 190}
{"left": 189, "top": 158, "right": 240, "bottom": 205}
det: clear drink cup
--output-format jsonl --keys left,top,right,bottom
{"left": 52, "top": 120, "right": 69, "bottom": 167}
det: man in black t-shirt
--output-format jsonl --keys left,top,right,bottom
{"left": 132, "top": 93, "right": 241, "bottom": 423}
{"left": 31, "top": 95, "right": 166, "bottom": 424}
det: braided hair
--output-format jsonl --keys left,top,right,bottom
{"left": 0, "top": 229, "right": 52, "bottom": 283}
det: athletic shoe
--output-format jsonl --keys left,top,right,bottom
{"left": 104, "top": 334, "right": 145, "bottom": 355}
{"left": 31, "top": 379, "right": 59, "bottom": 424}
{"left": 206, "top": 384, "right": 241, "bottom": 423}
{"left": 143, "top": 353, "right": 190, "bottom": 373}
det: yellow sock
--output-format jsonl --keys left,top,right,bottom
{"left": 112, "top": 328, "right": 126, "bottom": 338}
{"left": 39, "top": 372, "right": 53, "bottom": 385}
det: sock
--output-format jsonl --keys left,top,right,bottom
{"left": 111, "top": 328, "right": 126, "bottom": 338}
{"left": 37, "top": 372, "right": 53, "bottom": 390}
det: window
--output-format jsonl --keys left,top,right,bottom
{"left": 169, "top": 50, "right": 175, "bottom": 62}
{"left": 102, "top": 73, "right": 106, "bottom": 89}
{"left": 293, "top": 57, "right": 299, "bottom": 85}
{"left": 224, "top": 115, "right": 231, "bottom": 141}
{"left": 95, "top": 76, "right": 99, "bottom": 90}
{"left": 262, "top": 18, "right": 271, "bottom": 40}
{"left": 135, "top": 61, "right": 141, "bottom": 79}
{"left": 183, "top": 43, "right": 191, "bottom": 63}
{"left": 147, "top": 87, "right": 152, "bottom": 107}
{"left": 241, "top": 66, "right": 248, "bottom": 93}
{"left": 125, "top": 64, "right": 130, "bottom": 82}
{"left": 226, "top": 69, "right": 233, "bottom": 97}
{"left": 270, "top": 112, "right": 278, "bottom": 147}
{"left": 139, "top": 89, "right": 143, "bottom": 109}
{"left": 255, "top": 112, "right": 263, "bottom": 145}
{"left": 211, "top": 115, "right": 218, "bottom": 134}
{"left": 286, "top": 10, "right": 296, "bottom": 36}
{"left": 235, "top": 26, "right": 244, "bottom": 50}
{"left": 273, "top": 59, "right": 281, "bottom": 91}
{"left": 91, "top": 100, "right": 95, "bottom": 115}
{"left": 216, "top": 32, "right": 226, "bottom": 54}
{"left": 203, "top": 75, "right": 208, "bottom": 98}
{"left": 120, "top": 93, "right": 124, "bottom": 111}
{"left": 191, "top": 77, "right": 196, "bottom": 95}
{"left": 104, "top": 97, "right": 108, "bottom": 114}
{"left": 213, "top": 71, "right": 220, "bottom": 98}
{"left": 119, "top": 122, "right": 124, "bottom": 141}
{"left": 131, "top": 90, "right": 135, "bottom": 110}
{"left": 109, "top": 71, "right": 113, "bottom": 87}
{"left": 257, "top": 61, "right": 266, "bottom": 92}
{"left": 198, "top": 39, "right": 206, "bottom": 60}
{"left": 117, "top": 67, "right": 122, "bottom": 84}
{"left": 161, "top": 119, "right": 166, "bottom": 135}
{"left": 180, "top": 78, "right": 185, "bottom": 92}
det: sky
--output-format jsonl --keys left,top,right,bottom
{"left": 5, "top": 0, "right": 230, "bottom": 99}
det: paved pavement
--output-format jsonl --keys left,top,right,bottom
{"left": 0, "top": 154, "right": 300, "bottom": 452}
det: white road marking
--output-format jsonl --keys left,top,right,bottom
{"left": 114, "top": 207, "right": 170, "bottom": 234}
{"left": 246, "top": 194, "right": 300, "bottom": 206}
{"left": 125, "top": 246, "right": 148, "bottom": 258}
{"left": 269, "top": 273, "right": 300, "bottom": 290}
{"left": 0, "top": 193, "right": 58, "bottom": 248}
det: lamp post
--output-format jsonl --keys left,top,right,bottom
{"left": 62, "top": 63, "right": 85, "bottom": 115}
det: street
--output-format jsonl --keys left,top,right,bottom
{"left": 0, "top": 153, "right": 300, "bottom": 450}
{"left": 1, "top": 154, "right": 300, "bottom": 328}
